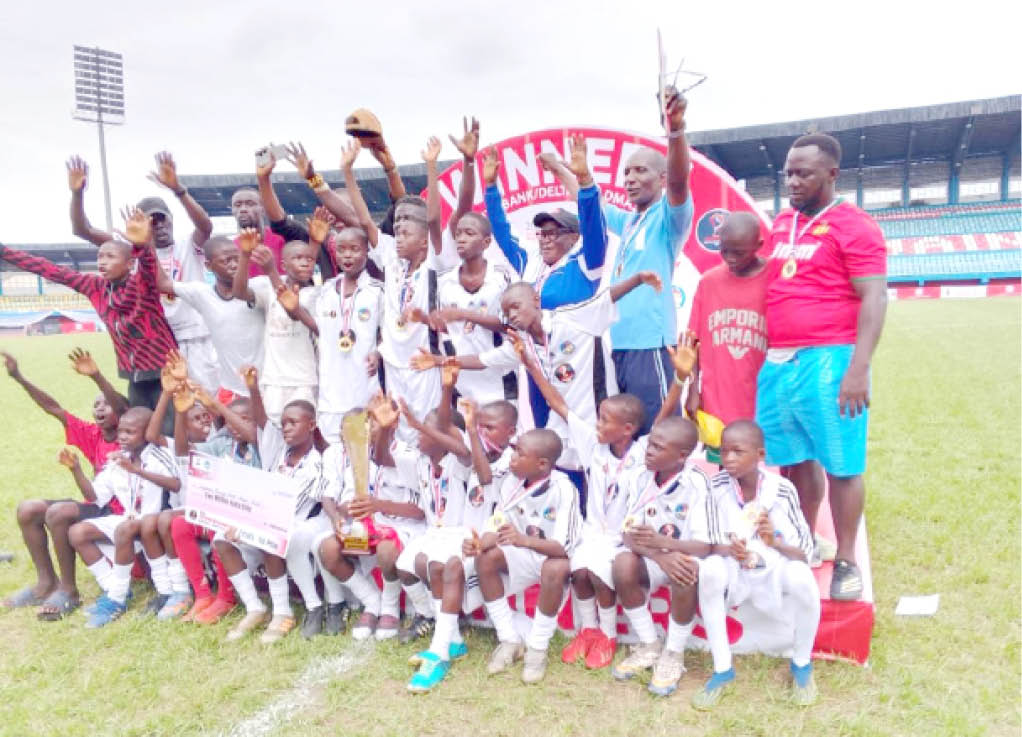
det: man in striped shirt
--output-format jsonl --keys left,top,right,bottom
{"left": 0, "top": 210, "right": 176, "bottom": 409}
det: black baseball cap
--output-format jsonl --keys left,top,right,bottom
{"left": 532, "top": 209, "right": 579, "bottom": 233}
{"left": 137, "top": 196, "right": 172, "bottom": 218}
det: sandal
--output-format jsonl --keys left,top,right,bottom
{"left": 2, "top": 586, "right": 46, "bottom": 609}
{"left": 37, "top": 590, "right": 81, "bottom": 621}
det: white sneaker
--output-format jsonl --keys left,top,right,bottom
{"left": 612, "top": 639, "right": 662, "bottom": 680}
{"left": 487, "top": 640, "right": 525, "bottom": 675}
{"left": 648, "top": 648, "right": 686, "bottom": 696}
{"left": 521, "top": 647, "right": 548, "bottom": 684}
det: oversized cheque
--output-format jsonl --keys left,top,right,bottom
{"left": 184, "top": 451, "right": 298, "bottom": 556}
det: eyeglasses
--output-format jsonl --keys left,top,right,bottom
{"left": 535, "top": 228, "right": 571, "bottom": 241}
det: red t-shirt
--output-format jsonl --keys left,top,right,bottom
{"left": 239, "top": 228, "right": 286, "bottom": 278}
{"left": 64, "top": 412, "right": 124, "bottom": 513}
{"left": 764, "top": 200, "right": 886, "bottom": 348}
{"left": 688, "top": 264, "right": 770, "bottom": 424}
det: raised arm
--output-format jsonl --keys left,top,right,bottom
{"left": 147, "top": 391, "right": 173, "bottom": 446}
{"left": 69, "top": 348, "right": 129, "bottom": 416}
{"left": 194, "top": 385, "right": 257, "bottom": 446}
{"left": 565, "top": 135, "right": 608, "bottom": 274}
{"left": 459, "top": 400, "right": 493, "bottom": 485}
{"left": 663, "top": 88, "right": 692, "bottom": 206}
{"left": 447, "top": 117, "right": 480, "bottom": 235}
{"left": 240, "top": 366, "right": 267, "bottom": 430}
{"left": 512, "top": 331, "right": 569, "bottom": 421}
{"left": 367, "top": 136, "right": 407, "bottom": 201}
{"left": 232, "top": 229, "right": 261, "bottom": 301}
{"left": 367, "top": 393, "right": 400, "bottom": 468}
{"left": 538, "top": 151, "right": 580, "bottom": 200}
{"left": 67, "top": 156, "right": 113, "bottom": 246}
{"left": 608, "top": 270, "right": 662, "bottom": 303}
{"left": 274, "top": 282, "right": 318, "bottom": 334}
{"left": 255, "top": 146, "right": 287, "bottom": 222}
{"left": 286, "top": 141, "right": 359, "bottom": 226}
{"left": 0, "top": 245, "right": 97, "bottom": 295}
{"left": 340, "top": 139, "right": 380, "bottom": 247}
{"left": 2, "top": 351, "right": 65, "bottom": 423}
{"left": 482, "top": 148, "right": 528, "bottom": 274}
{"left": 653, "top": 331, "right": 698, "bottom": 426}
{"left": 147, "top": 152, "right": 213, "bottom": 248}
{"left": 59, "top": 448, "right": 96, "bottom": 503}
{"left": 422, "top": 136, "right": 444, "bottom": 254}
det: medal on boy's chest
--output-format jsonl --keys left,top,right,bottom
{"left": 781, "top": 256, "right": 798, "bottom": 279}
{"left": 338, "top": 329, "right": 356, "bottom": 352}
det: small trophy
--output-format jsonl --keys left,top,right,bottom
{"left": 656, "top": 28, "right": 707, "bottom": 134}
{"left": 345, "top": 108, "right": 383, "bottom": 139}
{"left": 339, "top": 409, "right": 375, "bottom": 555}
{"left": 735, "top": 502, "right": 768, "bottom": 570}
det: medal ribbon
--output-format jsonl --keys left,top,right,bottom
{"left": 522, "top": 329, "right": 553, "bottom": 383}
{"left": 397, "top": 262, "right": 415, "bottom": 322}
{"left": 626, "top": 468, "right": 685, "bottom": 520}
{"left": 591, "top": 447, "right": 635, "bottom": 530}
{"left": 429, "top": 467, "right": 447, "bottom": 523}
{"left": 500, "top": 476, "right": 548, "bottom": 513}
{"left": 787, "top": 198, "right": 842, "bottom": 251}
{"left": 338, "top": 281, "right": 359, "bottom": 336}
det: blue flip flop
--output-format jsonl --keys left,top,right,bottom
{"left": 37, "top": 590, "right": 81, "bottom": 621}
{"left": 2, "top": 586, "right": 45, "bottom": 608}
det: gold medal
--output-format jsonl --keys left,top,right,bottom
{"left": 781, "top": 256, "right": 798, "bottom": 279}
{"left": 484, "top": 511, "right": 505, "bottom": 532}
{"left": 396, "top": 318, "right": 407, "bottom": 330}
{"left": 338, "top": 330, "right": 356, "bottom": 352}
{"left": 622, "top": 514, "right": 638, "bottom": 531}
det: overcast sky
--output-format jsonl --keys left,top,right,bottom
{"left": 1, "top": 0, "right": 1017, "bottom": 243}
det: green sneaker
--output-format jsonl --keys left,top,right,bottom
{"left": 691, "top": 668, "right": 735, "bottom": 710}
{"left": 790, "top": 661, "right": 818, "bottom": 706}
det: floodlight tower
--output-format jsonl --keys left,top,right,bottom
{"left": 72, "top": 46, "right": 124, "bottom": 232}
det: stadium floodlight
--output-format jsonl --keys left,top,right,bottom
{"left": 72, "top": 45, "right": 124, "bottom": 232}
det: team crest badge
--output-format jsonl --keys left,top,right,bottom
{"left": 696, "top": 208, "right": 730, "bottom": 252}
{"left": 543, "top": 506, "right": 556, "bottom": 521}
{"left": 646, "top": 505, "right": 657, "bottom": 518}
{"left": 674, "top": 502, "right": 689, "bottom": 520}
{"left": 659, "top": 523, "right": 681, "bottom": 539}
{"left": 554, "top": 363, "right": 575, "bottom": 383}
{"left": 358, "top": 307, "right": 371, "bottom": 321}
{"left": 468, "top": 485, "right": 485, "bottom": 507}
{"left": 559, "top": 341, "right": 575, "bottom": 355}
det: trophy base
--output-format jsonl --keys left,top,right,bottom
{"left": 340, "top": 534, "right": 373, "bottom": 555}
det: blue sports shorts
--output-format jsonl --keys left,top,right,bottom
{"left": 755, "top": 345, "right": 868, "bottom": 477}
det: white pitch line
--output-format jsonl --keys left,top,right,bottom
{"left": 217, "top": 640, "right": 373, "bottom": 737}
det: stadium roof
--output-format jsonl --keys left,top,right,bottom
{"left": 689, "top": 95, "right": 1021, "bottom": 181}
{"left": 179, "top": 160, "right": 459, "bottom": 221}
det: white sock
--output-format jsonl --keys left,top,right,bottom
{"left": 167, "top": 558, "right": 190, "bottom": 595}
{"left": 431, "top": 597, "right": 442, "bottom": 618}
{"left": 450, "top": 608, "right": 464, "bottom": 645}
{"left": 525, "top": 610, "right": 558, "bottom": 651}
{"left": 666, "top": 616, "right": 695, "bottom": 653}
{"left": 319, "top": 567, "right": 346, "bottom": 606}
{"left": 343, "top": 569, "right": 381, "bottom": 616}
{"left": 403, "top": 580, "right": 433, "bottom": 618}
{"left": 598, "top": 605, "right": 618, "bottom": 640}
{"left": 147, "top": 554, "right": 172, "bottom": 596}
{"left": 484, "top": 597, "right": 520, "bottom": 644}
{"left": 87, "top": 559, "right": 113, "bottom": 593}
{"left": 107, "top": 563, "right": 133, "bottom": 604}
{"left": 576, "top": 595, "right": 598, "bottom": 630}
{"left": 267, "top": 574, "right": 293, "bottom": 618}
{"left": 286, "top": 549, "right": 322, "bottom": 610}
{"left": 624, "top": 604, "right": 657, "bottom": 645}
{"left": 782, "top": 561, "right": 821, "bottom": 667}
{"left": 228, "top": 570, "right": 266, "bottom": 614}
{"left": 380, "top": 578, "right": 402, "bottom": 618}
{"left": 697, "top": 555, "right": 732, "bottom": 673}
{"left": 429, "top": 611, "right": 458, "bottom": 660}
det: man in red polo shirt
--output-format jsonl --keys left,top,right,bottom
{"left": 756, "top": 133, "right": 887, "bottom": 601}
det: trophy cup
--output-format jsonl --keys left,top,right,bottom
{"left": 339, "top": 409, "right": 375, "bottom": 555}
{"left": 735, "top": 501, "right": 768, "bottom": 570}
{"left": 656, "top": 29, "right": 707, "bottom": 134}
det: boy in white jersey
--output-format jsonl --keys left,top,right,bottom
{"left": 306, "top": 226, "right": 384, "bottom": 444}
{"left": 406, "top": 397, "right": 517, "bottom": 693}
{"left": 316, "top": 394, "right": 428, "bottom": 640}
{"left": 67, "top": 407, "right": 183, "bottom": 628}
{"left": 432, "top": 212, "right": 516, "bottom": 404}
{"left": 413, "top": 272, "right": 661, "bottom": 474}
{"left": 693, "top": 420, "right": 819, "bottom": 709}
{"left": 389, "top": 365, "right": 474, "bottom": 640}
{"left": 232, "top": 232, "right": 319, "bottom": 425}
{"left": 609, "top": 416, "right": 713, "bottom": 694}
{"left": 156, "top": 236, "right": 264, "bottom": 404}
{"left": 212, "top": 366, "right": 328, "bottom": 644}
{"left": 339, "top": 139, "right": 444, "bottom": 441}
{"left": 473, "top": 429, "right": 583, "bottom": 684}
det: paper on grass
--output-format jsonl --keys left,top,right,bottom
{"left": 895, "top": 594, "right": 940, "bottom": 616}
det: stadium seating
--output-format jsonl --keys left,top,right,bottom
{"left": 870, "top": 200, "right": 1021, "bottom": 239}
{"left": 886, "top": 231, "right": 1022, "bottom": 255}
{"left": 887, "top": 250, "right": 1022, "bottom": 285}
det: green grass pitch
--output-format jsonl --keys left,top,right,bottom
{"left": 0, "top": 297, "right": 1018, "bottom": 737}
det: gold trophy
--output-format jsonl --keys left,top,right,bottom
{"left": 340, "top": 409, "right": 375, "bottom": 554}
